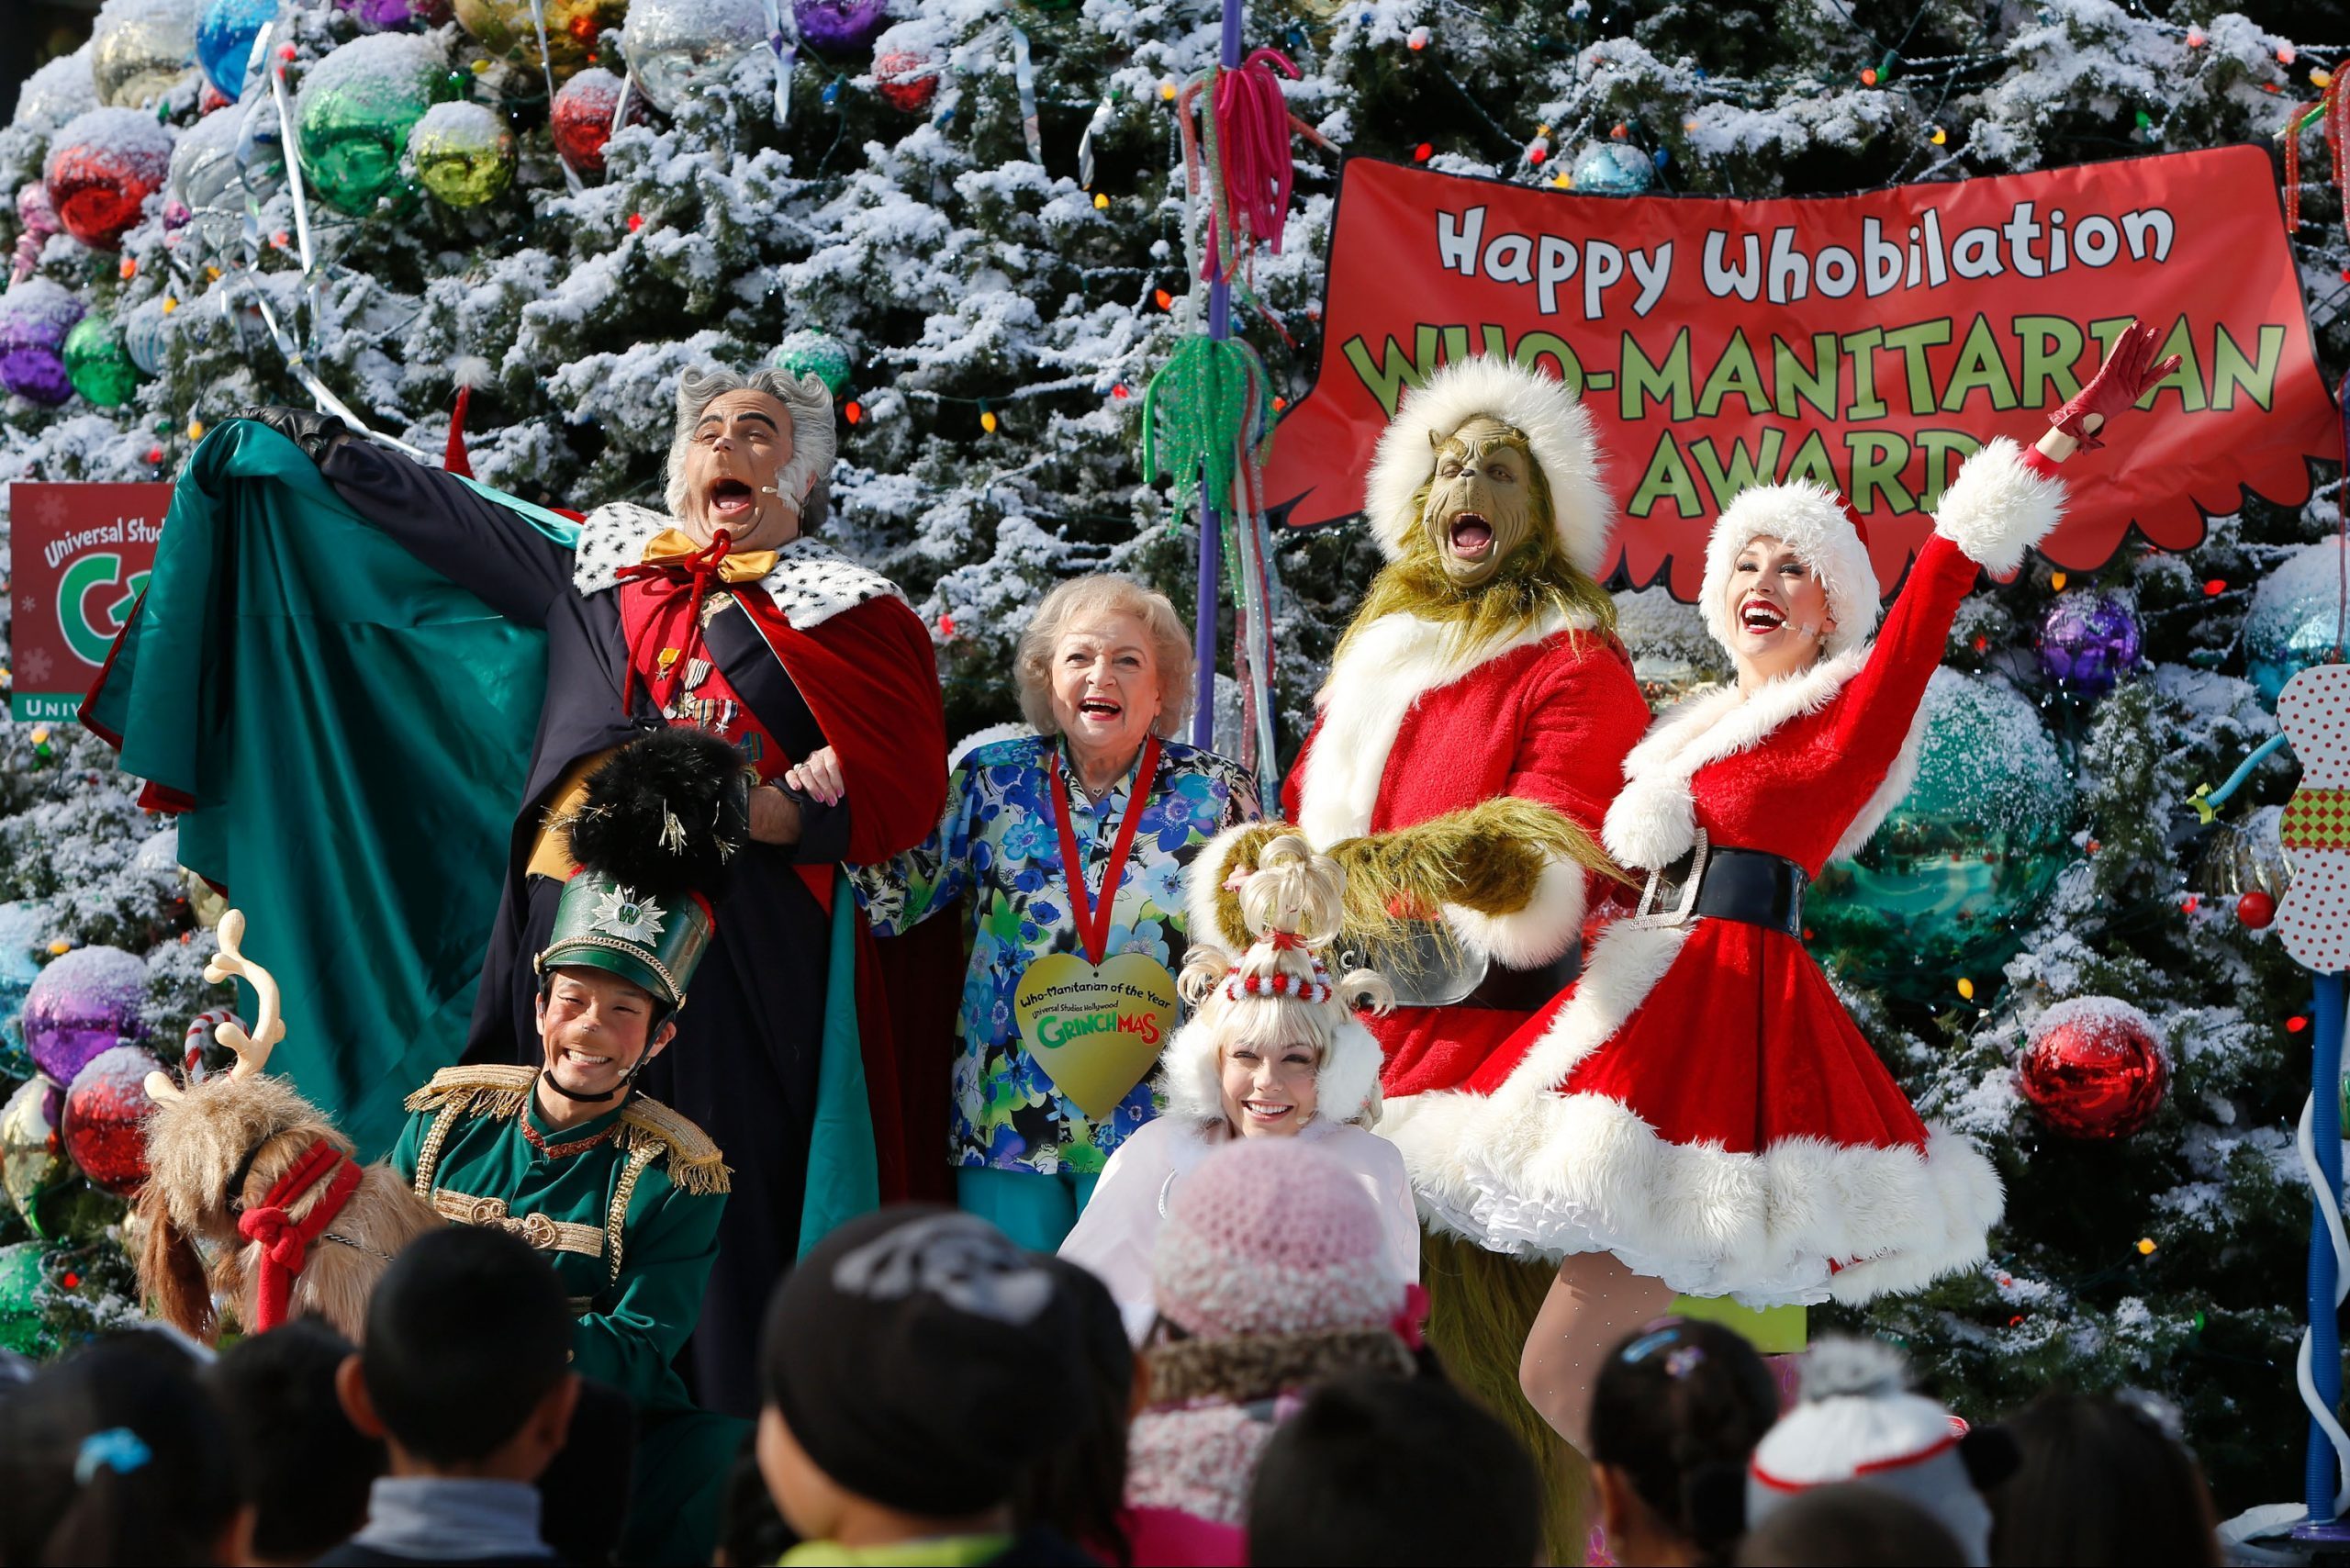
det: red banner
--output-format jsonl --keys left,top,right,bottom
{"left": 1267, "top": 148, "right": 2335, "bottom": 598}
{"left": 7, "top": 483, "right": 169, "bottom": 724}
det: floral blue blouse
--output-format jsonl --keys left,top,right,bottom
{"left": 853, "top": 734, "right": 1259, "bottom": 1176}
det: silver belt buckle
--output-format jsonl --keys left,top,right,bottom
{"left": 1629, "top": 829, "right": 1710, "bottom": 930}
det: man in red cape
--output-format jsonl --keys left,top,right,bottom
{"left": 224, "top": 367, "right": 945, "bottom": 1415}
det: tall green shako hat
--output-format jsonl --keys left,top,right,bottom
{"left": 540, "top": 728, "right": 752, "bottom": 1014}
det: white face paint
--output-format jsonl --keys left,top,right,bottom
{"left": 1725, "top": 534, "right": 1837, "bottom": 690}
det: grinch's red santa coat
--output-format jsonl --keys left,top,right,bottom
{"left": 1391, "top": 438, "right": 2065, "bottom": 1305}
{"left": 1194, "top": 357, "right": 1651, "bottom": 1105}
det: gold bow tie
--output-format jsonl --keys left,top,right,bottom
{"left": 636, "top": 528, "right": 778, "bottom": 584}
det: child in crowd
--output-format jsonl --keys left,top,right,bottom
{"left": 319, "top": 1226, "right": 581, "bottom": 1566}
{"left": 1018, "top": 1256, "right": 1247, "bottom": 1567}
{"left": 1743, "top": 1338, "right": 2013, "bottom": 1568}
{"left": 1125, "top": 1137, "right": 1423, "bottom": 1528}
{"left": 1986, "top": 1391, "right": 2221, "bottom": 1566}
{"left": 1589, "top": 1318, "right": 1782, "bottom": 1567}
{"left": 1061, "top": 834, "right": 1417, "bottom": 1336}
{"left": 755, "top": 1205, "right": 1099, "bottom": 1565}
{"left": 207, "top": 1318, "right": 386, "bottom": 1565}
{"left": 0, "top": 1331, "right": 253, "bottom": 1566}
{"left": 1736, "top": 1483, "right": 1966, "bottom": 1567}
{"left": 1245, "top": 1372, "right": 1541, "bottom": 1565}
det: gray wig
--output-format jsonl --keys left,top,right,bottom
{"left": 665, "top": 365, "right": 836, "bottom": 531}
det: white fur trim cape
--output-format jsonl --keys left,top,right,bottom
{"left": 568, "top": 501, "right": 908, "bottom": 630}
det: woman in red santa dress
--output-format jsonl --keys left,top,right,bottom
{"left": 1390, "top": 319, "right": 2178, "bottom": 1452}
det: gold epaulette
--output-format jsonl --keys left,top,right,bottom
{"left": 620, "top": 1096, "right": 732, "bottom": 1196}
{"left": 403, "top": 1064, "right": 538, "bottom": 1121}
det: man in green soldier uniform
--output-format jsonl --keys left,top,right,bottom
{"left": 385, "top": 728, "right": 751, "bottom": 1565}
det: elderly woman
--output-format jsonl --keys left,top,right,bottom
{"left": 227, "top": 368, "right": 947, "bottom": 1416}
{"left": 847, "top": 574, "right": 1259, "bottom": 1249}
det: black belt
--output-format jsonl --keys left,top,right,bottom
{"left": 1667, "top": 845, "right": 1807, "bottom": 937}
{"left": 1460, "top": 946, "right": 1582, "bottom": 1011}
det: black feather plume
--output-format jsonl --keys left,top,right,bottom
{"left": 563, "top": 729, "right": 751, "bottom": 900}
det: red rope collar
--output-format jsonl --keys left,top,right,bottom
{"left": 234, "top": 1139, "right": 363, "bottom": 1334}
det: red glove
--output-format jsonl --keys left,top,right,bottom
{"left": 2048, "top": 319, "right": 2182, "bottom": 450}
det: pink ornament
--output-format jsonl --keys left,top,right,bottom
{"left": 875, "top": 49, "right": 937, "bottom": 113}
{"left": 63, "top": 1044, "right": 158, "bottom": 1195}
{"left": 12, "top": 184, "right": 60, "bottom": 284}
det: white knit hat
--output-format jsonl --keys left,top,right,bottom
{"left": 1151, "top": 1138, "right": 1404, "bottom": 1339}
{"left": 1699, "top": 482, "right": 1882, "bottom": 660}
{"left": 1361, "top": 355, "right": 1614, "bottom": 577}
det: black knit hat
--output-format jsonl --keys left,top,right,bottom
{"left": 760, "top": 1206, "right": 1089, "bottom": 1518}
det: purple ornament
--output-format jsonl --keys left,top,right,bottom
{"left": 2036, "top": 592, "right": 2141, "bottom": 697}
{"left": 793, "top": 0, "right": 890, "bottom": 53}
{"left": 337, "top": 0, "right": 453, "bottom": 29}
{"left": 22, "top": 946, "right": 150, "bottom": 1088}
{"left": 0, "top": 278, "right": 85, "bottom": 407}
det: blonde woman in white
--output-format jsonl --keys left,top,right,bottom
{"left": 1060, "top": 834, "right": 1419, "bottom": 1335}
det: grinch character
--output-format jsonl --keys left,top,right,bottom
{"left": 388, "top": 727, "right": 750, "bottom": 1564}
{"left": 86, "top": 366, "right": 946, "bottom": 1417}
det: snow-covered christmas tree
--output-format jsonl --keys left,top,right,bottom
{"left": 1, "top": 0, "right": 2346, "bottom": 1520}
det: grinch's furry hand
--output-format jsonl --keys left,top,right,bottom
{"left": 1327, "top": 797, "right": 1626, "bottom": 945}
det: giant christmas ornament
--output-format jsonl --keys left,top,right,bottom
{"left": 62, "top": 1044, "right": 157, "bottom": 1195}
{"left": 42, "top": 106, "right": 175, "bottom": 251}
{"left": 121, "top": 296, "right": 173, "bottom": 376}
{"left": 2019, "top": 997, "right": 2169, "bottom": 1139}
{"left": 773, "top": 328, "right": 851, "bottom": 396}
{"left": 621, "top": 0, "right": 767, "bottom": 113}
{"left": 1572, "top": 140, "right": 1653, "bottom": 196}
{"left": 195, "top": 0, "right": 274, "bottom": 95}
{"left": 63, "top": 314, "right": 143, "bottom": 408}
{"left": 91, "top": 0, "right": 200, "bottom": 109}
{"left": 409, "top": 100, "right": 516, "bottom": 207}
{"left": 168, "top": 93, "right": 247, "bottom": 250}
{"left": 295, "top": 33, "right": 458, "bottom": 217}
{"left": 551, "top": 66, "right": 630, "bottom": 175}
{"left": 236, "top": 88, "right": 287, "bottom": 202}
{"left": 1809, "top": 669, "right": 2074, "bottom": 1003}
{"left": 0, "top": 1242, "right": 52, "bottom": 1355}
{"left": 873, "top": 47, "right": 938, "bottom": 113}
{"left": 22, "top": 946, "right": 150, "bottom": 1089}
{"left": 794, "top": 0, "right": 889, "bottom": 53}
{"left": 455, "top": 0, "right": 629, "bottom": 82}
{"left": 2246, "top": 537, "right": 2348, "bottom": 707}
{"left": 0, "top": 279, "right": 86, "bottom": 407}
{"left": 341, "top": 0, "right": 456, "bottom": 30}
{"left": 0, "top": 1078, "right": 69, "bottom": 1232}
{"left": 2035, "top": 592, "right": 2140, "bottom": 697}
{"left": 13, "top": 52, "right": 100, "bottom": 135}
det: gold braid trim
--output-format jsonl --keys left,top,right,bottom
{"left": 412, "top": 1103, "right": 464, "bottom": 1198}
{"left": 620, "top": 1097, "right": 733, "bottom": 1196}
{"left": 403, "top": 1064, "right": 537, "bottom": 1120}
{"left": 606, "top": 1143, "right": 658, "bottom": 1284}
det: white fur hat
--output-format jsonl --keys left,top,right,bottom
{"left": 1361, "top": 355, "right": 1614, "bottom": 577}
{"left": 1158, "top": 1010, "right": 1384, "bottom": 1133}
{"left": 1700, "top": 482, "right": 1883, "bottom": 661}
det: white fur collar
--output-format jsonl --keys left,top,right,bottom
{"left": 1602, "top": 644, "right": 1927, "bottom": 870}
{"left": 568, "top": 501, "right": 907, "bottom": 629}
{"left": 1296, "top": 605, "right": 1596, "bottom": 845}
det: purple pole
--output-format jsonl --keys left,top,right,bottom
{"left": 1192, "top": 0, "right": 1245, "bottom": 750}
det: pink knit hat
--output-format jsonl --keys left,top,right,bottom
{"left": 1152, "top": 1139, "right": 1404, "bottom": 1339}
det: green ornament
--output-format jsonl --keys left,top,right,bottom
{"left": 62, "top": 315, "right": 143, "bottom": 408}
{"left": 296, "top": 34, "right": 459, "bottom": 218}
{"left": 409, "top": 100, "right": 517, "bottom": 208}
{"left": 0, "top": 1240, "right": 52, "bottom": 1356}
{"left": 772, "top": 329, "right": 853, "bottom": 397}
{"left": 1809, "top": 670, "right": 2074, "bottom": 1004}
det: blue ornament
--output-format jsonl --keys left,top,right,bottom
{"left": 2246, "top": 538, "right": 2349, "bottom": 707}
{"left": 0, "top": 902, "right": 44, "bottom": 1040}
{"left": 196, "top": 0, "right": 276, "bottom": 97}
{"left": 1572, "top": 140, "right": 1653, "bottom": 196}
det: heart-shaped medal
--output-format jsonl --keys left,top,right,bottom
{"left": 1013, "top": 950, "right": 1180, "bottom": 1121}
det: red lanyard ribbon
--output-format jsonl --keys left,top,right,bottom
{"left": 1049, "top": 734, "right": 1162, "bottom": 965}
{"left": 615, "top": 529, "right": 738, "bottom": 712}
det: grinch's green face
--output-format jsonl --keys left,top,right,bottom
{"left": 1420, "top": 416, "right": 1539, "bottom": 589}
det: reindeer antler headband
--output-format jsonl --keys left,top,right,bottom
{"left": 145, "top": 909, "right": 285, "bottom": 1104}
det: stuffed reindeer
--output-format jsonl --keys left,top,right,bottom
{"left": 137, "top": 911, "right": 439, "bottom": 1341}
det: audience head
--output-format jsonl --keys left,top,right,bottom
{"left": 1247, "top": 1372, "right": 1540, "bottom": 1566}
{"left": 1589, "top": 1317, "right": 1782, "bottom": 1567}
{"left": 716, "top": 1437, "right": 794, "bottom": 1567}
{"left": 758, "top": 1206, "right": 1088, "bottom": 1540}
{"left": 1986, "top": 1391, "right": 2221, "bottom": 1567}
{"left": 1736, "top": 1481, "right": 1966, "bottom": 1567}
{"left": 207, "top": 1318, "right": 384, "bottom": 1564}
{"left": 0, "top": 1332, "right": 251, "bottom": 1566}
{"left": 1015, "top": 1257, "right": 1137, "bottom": 1565}
{"left": 338, "top": 1226, "right": 579, "bottom": 1477}
{"left": 1745, "top": 1338, "right": 1995, "bottom": 1567}
{"left": 533, "top": 1374, "right": 639, "bottom": 1566}
{"left": 1167, "top": 834, "right": 1393, "bottom": 1138}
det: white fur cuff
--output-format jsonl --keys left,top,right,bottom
{"left": 1931, "top": 437, "right": 2066, "bottom": 577}
{"left": 1183, "top": 820, "right": 1267, "bottom": 955}
{"left": 1444, "top": 854, "right": 1589, "bottom": 970}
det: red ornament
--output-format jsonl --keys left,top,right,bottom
{"left": 2019, "top": 998, "right": 2168, "bottom": 1139}
{"left": 62, "top": 1044, "right": 156, "bottom": 1195}
{"left": 2239, "top": 890, "right": 2277, "bottom": 929}
{"left": 875, "top": 50, "right": 938, "bottom": 113}
{"left": 43, "top": 115, "right": 173, "bottom": 252}
{"left": 553, "top": 68, "right": 633, "bottom": 180}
